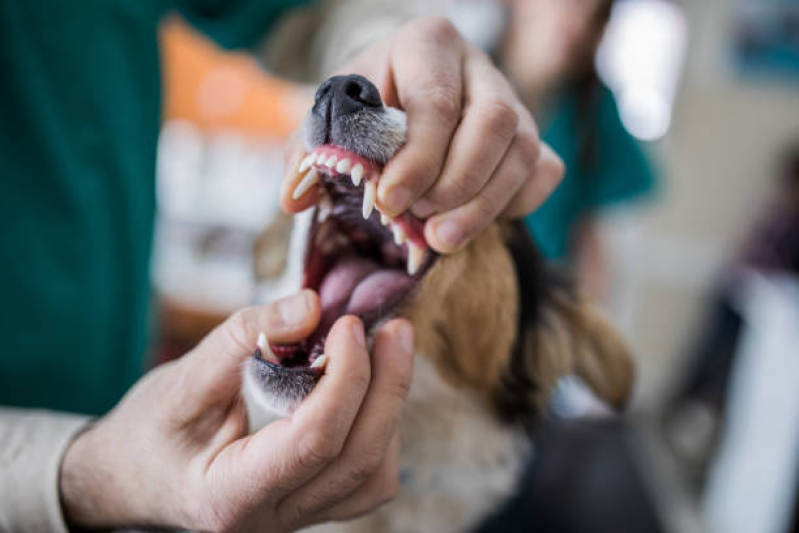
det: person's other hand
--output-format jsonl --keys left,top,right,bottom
{"left": 282, "top": 16, "right": 564, "bottom": 254}
{"left": 59, "top": 290, "right": 414, "bottom": 532}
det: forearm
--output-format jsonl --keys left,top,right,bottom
{"left": 0, "top": 408, "right": 91, "bottom": 533}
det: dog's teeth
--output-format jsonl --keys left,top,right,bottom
{"left": 299, "top": 155, "right": 313, "bottom": 173}
{"left": 257, "top": 333, "right": 280, "bottom": 362}
{"left": 310, "top": 354, "right": 327, "bottom": 369}
{"left": 292, "top": 169, "right": 319, "bottom": 200}
{"left": 392, "top": 225, "right": 407, "bottom": 245}
{"left": 336, "top": 158, "right": 351, "bottom": 174}
{"left": 315, "top": 153, "right": 327, "bottom": 165}
{"left": 257, "top": 332, "right": 268, "bottom": 352}
{"left": 362, "top": 181, "right": 376, "bottom": 219}
{"left": 380, "top": 213, "right": 392, "bottom": 226}
{"left": 317, "top": 196, "right": 332, "bottom": 222}
{"left": 351, "top": 164, "right": 364, "bottom": 186}
{"left": 325, "top": 155, "right": 338, "bottom": 168}
{"left": 407, "top": 243, "right": 424, "bottom": 276}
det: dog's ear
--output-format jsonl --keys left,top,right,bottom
{"left": 503, "top": 222, "right": 634, "bottom": 416}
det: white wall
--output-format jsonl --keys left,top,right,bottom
{"left": 608, "top": 0, "right": 799, "bottom": 408}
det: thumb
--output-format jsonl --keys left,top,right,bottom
{"left": 183, "top": 290, "right": 321, "bottom": 402}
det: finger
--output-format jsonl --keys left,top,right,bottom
{"left": 216, "top": 316, "right": 372, "bottom": 501}
{"left": 502, "top": 142, "right": 565, "bottom": 218}
{"left": 281, "top": 139, "right": 321, "bottom": 214}
{"left": 411, "top": 50, "right": 519, "bottom": 218}
{"left": 184, "top": 290, "right": 321, "bottom": 395}
{"left": 425, "top": 133, "right": 535, "bottom": 253}
{"left": 377, "top": 17, "right": 465, "bottom": 217}
{"left": 306, "top": 433, "right": 402, "bottom": 526}
{"left": 276, "top": 319, "right": 413, "bottom": 523}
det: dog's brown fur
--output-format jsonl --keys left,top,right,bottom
{"left": 402, "top": 221, "right": 633, "bottom": 426}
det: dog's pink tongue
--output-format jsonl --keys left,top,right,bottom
{"left": 319, "top": 254, "right": 379, "bottom": 311}
{"left": 347, "top": 271, "right": 411, "bottom": 316}
{"left": 318, "top": 252, "right": 412, "bottom": 319}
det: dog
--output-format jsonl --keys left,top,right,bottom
{"left": 245, "top": 74, "right": 633, "bottom": 532}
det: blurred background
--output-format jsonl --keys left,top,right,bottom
{"left": 153, "top": 0, "right": 799, "bottom": 531}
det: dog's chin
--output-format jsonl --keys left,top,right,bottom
{"left": 245, "top": 142, "right": 437, "bottom": 418}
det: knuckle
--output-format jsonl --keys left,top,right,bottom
{"left": 349, "top": 452, "right": 384, "bottom": 484}
{"left": 474, "top": 192, "right": 501, "bottom": 220}
{"left": 425, "top": 88, "right": 462, "bottom": 125}
{"left": 480, "top": 99, "right": 519, "bottom": 138}
{"left": 298, "top": 429, "right": 343, "bottom": 468}
{"left": 386, "top": 377, "right": 412, "bottom": 405}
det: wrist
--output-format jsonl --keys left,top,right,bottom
{"left": 59, "top": 422, "right": 133, "bottom": 528}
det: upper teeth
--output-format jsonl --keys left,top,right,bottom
{"left": 351, "top": 164, "right": 364, "bottom": 186}
{"left": 310, "top": 354, "right": 327, "bottom": 369}
{"left": 392, "top": 225, "right": 407, "bottom": 245}
{"left": 292, "top": 169, "right": 319, "bottom": 200}
{"left": 299, "top": 155, "right": 314, "bottom": 172}
{"left": 407, "top": 243, "right": 424, "bottom": 275}
{"left": 294, "top": 152, "right": 428, "bottom": 278}
{"left": 362, "top": 181, "right": 376, "bottom": 219}
{"left": 336, "top": 159, "right": 351, "bottom": 174}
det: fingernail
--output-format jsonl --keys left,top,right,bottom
{"left": 434, "top": 219, "right": 462, "bottom": 250}
{"left": 411, "top": 198, "right": 437, "bottom": 219}
{"left": 396, "top": 322, "right": 414, "bottom": 354}
{"left": 351, "top": 320, "right": 366, "bottom": 348}
{"left": 279, "top": 292, "right": 311, "bottom": 325}
{"left": 380, "top": 185, "right": 412, "bottom": 214}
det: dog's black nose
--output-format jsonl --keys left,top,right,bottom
{"left": 314, "top": 74, "right": 383, "bottom": 119}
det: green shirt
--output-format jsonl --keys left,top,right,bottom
{"left": 525, "top": 84, "right": 657, "bottom": 260}
{"left": 0, "top": 0, "right": 304, "bottom": 415}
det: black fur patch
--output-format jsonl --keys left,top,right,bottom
{"left": 492, "top": 221, "right": 571, "bottom": 433}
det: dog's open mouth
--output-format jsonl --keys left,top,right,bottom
{"left": 254, "top": 144, "right": 437, "bottom": 372}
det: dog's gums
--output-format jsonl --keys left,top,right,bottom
{"left": 255, "top": 143, "right": 436, "bottom": 375}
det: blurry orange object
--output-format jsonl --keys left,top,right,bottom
{"left": 159, "top": 16, "right": 309, "bottom": 138}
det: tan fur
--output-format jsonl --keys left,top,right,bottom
{"left": 401, "top": 222, "right": 633, "bottom": 416}
{"left": 403, "top": 224, "right": 519, "bottom": 400}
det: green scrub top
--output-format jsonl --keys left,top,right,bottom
{"left": 525, "top": 84, "right": 657, "bottom": 261}
{"left": 0, "top": 0, "right": 306, "bottom": 415}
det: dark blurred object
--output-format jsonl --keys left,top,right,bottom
{"left": 480, "top": 418, "right": 664, "bottom": 533}
{"left": 663, "top": 144, "right": 799, "bottom": 489}
{"left": 734, "top": 1, "right": 799, "bottom": 79}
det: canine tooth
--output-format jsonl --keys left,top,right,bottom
{"left": 325, "top": 155, "right": 338, "bottom": 168}
{"left": 292, "top": 169, "right": 319, "bottom": 200}
{"left": 257, "top": 332, "right": 268, "bottom": 352}
{"left": 310, "top": 354, "right": 327, "bottom": 369}
{"left": 362, "top": 181, "right": 376, "bottom": 219}
{"left": 407, "top": 243, "right": 424, "bottom": 275}
{"left": 351, "top": 164, "right": 364, "bottom": 186}
{"left": 380, "top": 213, "right": 391, "bottom": 226}
{"left": 392, "top": 225, "right": 407, "bottom": 245}
{"left": 336, "top": 158, "right": 351, "bottom": 174}
{"left": 317, "top": 196, "right": 332, "bottom": 222}
{"left": 299, "top": 155, "right": 313, "bottom": 173}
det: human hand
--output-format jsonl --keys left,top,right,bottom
{"left": 59, "top": 290, "right": 414, "bottom": 532}
{"left": 281, "top": 16, "right": 564, "bottom": 254}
